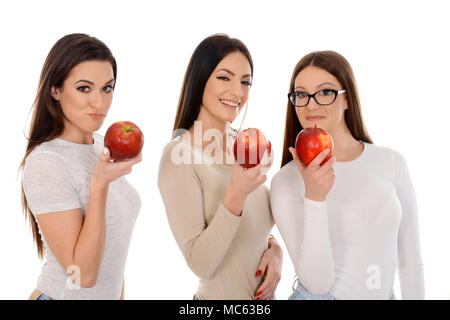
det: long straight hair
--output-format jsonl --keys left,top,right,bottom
{"left": 19, "top": 33, "right": 117, "bottom": 259}
{"left": 172, "top": 34, "right": 253, "bottom": 138}
{"left": 281, "top": 50, "right": 373, "bottom": 168}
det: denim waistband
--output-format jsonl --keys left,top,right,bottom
{"left": 290, "top": 279, "right": 336, "bottom": 300}
{"left": 36, "top": 293, "right": 54, "bottom": 300}
{"left": 290, "top": 279, "right": 396, "bottom": 300}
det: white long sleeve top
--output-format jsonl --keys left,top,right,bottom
{"left": 270, "top": 141, "right": 425, "bottom": 300}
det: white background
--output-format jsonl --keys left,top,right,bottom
{"left": 1, "top": 0, "right": 449, "bottom": 300}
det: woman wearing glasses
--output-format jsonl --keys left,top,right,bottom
{"left": 158, "top": 34, "right": 282, "bottom": 300}
{"left": 270, "top": 50, "right": 425, "bottom": 300}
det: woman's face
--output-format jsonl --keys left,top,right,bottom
{"left": 51, "top": 60, "right": 115, "bottom": 137}
{"left": 201, "top": 51, "right": 252, "bottom": 124}
{"left": 293, "top": 66, "right": 347, "bottom": 133}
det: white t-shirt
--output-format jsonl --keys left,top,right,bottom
{"left": 22, "top": 133, "right": 141, "bottom": 300}
{"left": 270, "top": 141, "right": 425, "bottom": 300}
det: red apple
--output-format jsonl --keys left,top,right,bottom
{"left": 233, "top": 128, "right": 271, "bottom": 169}
{"left": 104, "top": 121, "right": 144, "bottom": 161}
{"left": 295, "top": 125, "right": 333, "bottom": 166}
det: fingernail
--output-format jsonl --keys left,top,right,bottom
{"left": 256, "top": 290, "right": 262, "bottom": 296}
{"left": 255, "top": 270, "right": 262, "bottom": 277}
{"left": 255, "top": 297, "right": 260, "bottom": 300}
{"left": 103, "top": 148, "right": 108, "bottom": 155}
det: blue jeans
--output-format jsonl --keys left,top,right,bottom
{"left": 36, "top": 293, "right": 54, "bottom": 300}
{"left": 193, "top": 294, "right": 276, "bottom": 300}
{"left": 289, "top": 279, "right": 396, "bottom": 300}
{"left": 289, "top": 279, "right": 336, "bottom": 300}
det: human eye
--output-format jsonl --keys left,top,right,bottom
{"left": 77, "top": 86, "right": 90, "bottom": 93}
{"left": 103, "top": 85, "right": 114, "bottom": 93}
{"left": 296, "top": 92, "right": 308, "bottom": 98}
{"left": 217, "top": 76, "right": 229, "bottom": 81}
{"left": 241, "top": 80, "right": 252, "bottom": 87}
{"left": 318, "top": 89, "right": 334, "bottom": 96}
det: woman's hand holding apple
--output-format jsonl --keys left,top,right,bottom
{"left": 90, "top": 148, "right": 142, "bottom": 191}
{"left": 289, "top": 147, "right": 335, "bottom": 202}
{"left": 223, "top": 149, "right": 272, "bottom": 216}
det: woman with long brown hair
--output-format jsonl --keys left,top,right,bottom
{"left": 20, "top": 33, "right": 141, "bottom": 300}
{"left": 270, "top": 51, "right": 424, "bottom": 300}
{"left": 158, "top": 34, "right": 282, "bottom": 300}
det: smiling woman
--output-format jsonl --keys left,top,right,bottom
{"left": 158, "top": 34, "right": 283, "bottom": 300}
{"left": 19, "top": 33, "right": 142, "bottom": 300}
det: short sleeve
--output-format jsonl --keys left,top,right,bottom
{"left": 23, "top": 151, "right": 81, "bottom": 215}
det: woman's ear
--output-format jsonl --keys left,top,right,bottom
{"left": 342, "top": 95, "right": 348, "bottom": 111}
{"left": 50, "top": 86, "right": 60, "bottom": 100}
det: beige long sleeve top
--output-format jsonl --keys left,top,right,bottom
{"left": 157, "top": 133, "right": 274, "bottom": 300}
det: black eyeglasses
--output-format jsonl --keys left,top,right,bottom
{"left": 288, "top": 89, "right": 346, "bottom": 107}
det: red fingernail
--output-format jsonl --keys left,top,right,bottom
{"left": 256, "top": 290, "right": 262, "bottom": 296}
{"left": 255, "top": 297, "right": 260, "bottom": 300}
{"left": 255, "top": 270, "right": 262, "bottom": 277}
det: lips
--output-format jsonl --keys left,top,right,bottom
{"left": 220, "top": 99, "right": 241, "bottom": 110}
{"left": 88, "top": 113, "right": 105, "bottom": 120}
{"left": 306, "top": 116, "right": 325, "bottom": 121}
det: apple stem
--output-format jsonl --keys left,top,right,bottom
{"left": 124, "top": 125, "right": 134, "bottom": 133}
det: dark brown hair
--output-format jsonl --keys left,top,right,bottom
{"left": 172, "top": 34, "right": 253, "bottom": 138}
{"left": 19, "top": 33, "right": 117, "bottom": 259}
{"left": 281, "top": 50, "right": 373, "bottom": 168}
